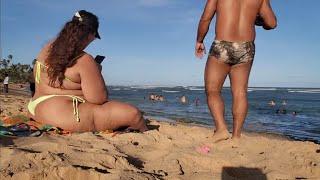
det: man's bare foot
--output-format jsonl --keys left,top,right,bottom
{"left": 212, "top": 129, "right": 231, "bottom": 143}
{"left": 230, "top": 137, "right": 241, "bottom": 148}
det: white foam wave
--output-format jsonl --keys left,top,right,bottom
{"left": 289, "top": 90, "right": 320, "bottom": 94}
{"left": 130, "top": 86, "right": 158, "bottom": 89}
{"left": 248, "top": 88, "right": 277, "bottom": 91}
{"left": 188, "top": 88, "right": 205, "bottom": 91}
{"left": 162, "top": 90, "right": 180, "bottom": 93}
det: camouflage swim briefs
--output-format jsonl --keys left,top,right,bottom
{"left": 209, "top": 40, "right": 255, "bottom": 65}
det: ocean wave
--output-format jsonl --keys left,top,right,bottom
{"left": 289, "top": 90, "right": 320, "bottom": 94}
{"left": 162, "top": 90, "right": 180, "bottom": 93}
{"left": 188, "top": 88, "right": 205, "bottom": 91}
{"left": 112, "top": 88, "right": 121, "bottom": 91}
{"left": 130, "top": 86, "right": 157, "bottom": 89}
{"left": 287, "top": 88, "right": 320, "bottom": 91}
{"left": 248, "top": 88, "right": 277, "bottom": 91}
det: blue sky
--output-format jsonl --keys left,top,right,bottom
{"left": 1, "top": 0, "right": 320, "bottom": 87}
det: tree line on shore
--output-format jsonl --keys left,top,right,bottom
{"left": 0, "top": 54, "right": 33, "bottom": 83}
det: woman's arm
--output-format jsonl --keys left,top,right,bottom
{"left": 40, "top": 84, "right": 84, "bottom": 96}
{"left": 77, "top": 54, "right": 108, "bottom": 104}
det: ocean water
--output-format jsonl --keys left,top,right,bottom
{"left": 109, "top": 86, "right": 320, "bottom": 144}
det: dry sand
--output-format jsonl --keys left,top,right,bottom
{"left": 1, "top": 86, "right": 319, "bottom": 180}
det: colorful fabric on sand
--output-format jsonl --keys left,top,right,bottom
{"left": 0, "top": 114, "right": 115, "bottom": 137}
{"left": 0, "top": 115, "right": 71, "bottom": 137}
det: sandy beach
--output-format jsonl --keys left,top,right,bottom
{"left": 1, "top": 86, "right": 319, "bottom": 180}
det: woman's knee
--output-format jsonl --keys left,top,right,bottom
{"left": 128, "top": 106, "right": 143, "bottom": 124}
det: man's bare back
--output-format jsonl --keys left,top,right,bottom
{"left": 196, "top": 0, "right": 277, "bottom": 58}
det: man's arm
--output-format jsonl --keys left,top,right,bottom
{"left": 196, "top": 0, "right": 217, "bottom": 43}
{"left": 259, "top": 0, "right": 277, "bottom": 30}
{"left": 195, "top": 0, "right": 217, "bottom": 59}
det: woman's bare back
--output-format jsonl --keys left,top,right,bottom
{"left": 33, "top": 43, "right": 84, "bottom": 100}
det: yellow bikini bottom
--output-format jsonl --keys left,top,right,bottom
{"left": 28, "top": 95, "right": 86, "bottom": 122}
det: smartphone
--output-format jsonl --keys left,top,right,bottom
{"left": 95, "top": 55, "right": 105, "bottom": 64}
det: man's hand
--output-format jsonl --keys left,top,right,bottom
{"left": 255, "top": 15, "right": 264, "bottom": 26}
{"left": 195, "top": 42, "right": 206, "bottom": 59}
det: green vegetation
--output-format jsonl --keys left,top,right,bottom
{"left": 0, "top": 54, "right": 34, "bottom": 83}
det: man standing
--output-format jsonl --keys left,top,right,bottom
{"left": 195, "top": 0, "right": 277, "bottom": 143}
{"left": 3, "top": 73, "right": 9, "bottom": 94}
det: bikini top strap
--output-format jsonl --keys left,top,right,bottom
{"left": 71, "top": 52, "right": 86, "bottom": 62}
{"left": 34, "top": 52, "right": 86, "bottom": 84}
{"left": 35, "top": 60, "right": 46, "bottom": 84}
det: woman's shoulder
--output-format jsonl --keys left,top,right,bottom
{"left": 76, "top": 52, "right": 96, "bottom": 66}
{"left": 36, "top": 41, "right": 53, "bottom": 63}
{"left": 76, "top": 52, "right": 97, "bottom": 69}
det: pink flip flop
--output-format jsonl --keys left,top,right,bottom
{"left": 196, "top": 145, "right": 211, "bottom": 154}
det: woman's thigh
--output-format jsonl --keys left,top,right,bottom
{"left": 35, "top": 97, "right": 141, "bottom": 132}
{"left": 35, "top": 97, "right": 96, "bottom": 132}
{"left": 92, "top": 101, "right": 141, "bottom": 131}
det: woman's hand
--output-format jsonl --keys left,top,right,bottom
{"left": 97, "top": 63, "right": 102, "bottom": 72}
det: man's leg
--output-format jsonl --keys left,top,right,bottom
{"left": 205, "top": 56, "right": 231, "bottom": 142}
{"left": 229, "top": 61, "right": 253, "bottom": 139}
{"left": 5, "top": 84, "right": 8, "bottom": 93}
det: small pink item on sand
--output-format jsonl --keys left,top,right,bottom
{"left": 196, "top": 145, "right": 211, "bottom": 154}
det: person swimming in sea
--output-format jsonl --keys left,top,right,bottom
{"left": 268, "top": 100, "right": 276, "bottom": 107}
{"left": 180, "top": 95, "right": 188, "bottom": 104}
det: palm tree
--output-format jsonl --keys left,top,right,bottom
{"left": 7, "top": 54, "right": 13, "bottom": 67}
{"left": 1, "top": 58, "right": 8, "bottom": 69}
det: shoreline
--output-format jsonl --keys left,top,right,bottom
{"left": 146, "top": 115, "right": 320, "bottom": 144}
{"left": 1, "top": 85, "right": 318, "bottom": 144}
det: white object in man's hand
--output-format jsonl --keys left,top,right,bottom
{"left": 195, "top": 42, "right": 206, "bottom": 59}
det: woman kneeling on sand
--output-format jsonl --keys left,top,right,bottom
{"left": 28, "top": 10, "right": 148, "bottom": 132}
